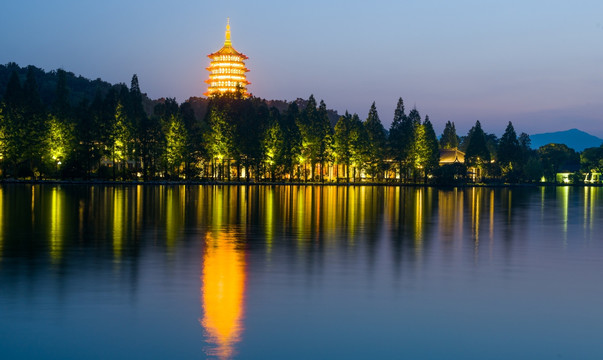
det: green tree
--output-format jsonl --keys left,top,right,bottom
{"left": 538, "top": 143, "right": 579, "bottom": 182}
{"left": 0, "top": 105, "right": 7, "bottom": 173}
{"left": 53, "top": 69, "right": 70, "bottom": 118}
{"left": 204, "top": 103, "right": 233, "bottom": 180}
{"left": 262, "top": 108, "right": 284, "bottom": 181}
{"left": 297, "top": 95, "right": 333, "bottom": 181}
{"left": 165, "top": 114, "right": 188, "bottom": 178}
{"left": 21, "top": 67, "right": 47, "bottom": 178}
{"left": 414, "top": 115, "right": 440, "bottom": 182}
{"left": 439, "top": 121, "right": 459, "bottom": 149}
{"left": 388, "top": 97, "right": 406, "bottom": 179}
{"left": 349, "top": 113, "right": 369, "bottom": 181}
{"left": 581, "top": 146, "right": 603, "bottom": 174}
{"left": 497, "top": 121, "right": 521, "bottom": 182}
{"left": 110, "top": 102, "right": 134, "bottom": 179}
{"left": 315, "top": 100, "right": 334, "bottom": 181}
{"left": 333, "top": 112, "right": 353, "bottom": 181}
{"left": 45, "top": 114, "right": 75, "bottom": 176}
{"left": 364, "top": 102, "right": 387, "bottom": 179}
{"left": 465, "top": 120, "right": 490, "bottom": 181}
{"left": 280, "top": 102, "right": 302, "bottom": 180}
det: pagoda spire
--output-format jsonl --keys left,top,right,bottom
{"left": 224, "top": 18, "right": 231, "bottom": 47}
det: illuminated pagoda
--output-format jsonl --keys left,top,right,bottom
{"left": 204, "top": 19, "right": 250, "bottom": 97}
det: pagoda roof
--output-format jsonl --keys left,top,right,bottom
{"left": 439, "top": 148, "right": 465, "bottom": 164}
{"left": 208, "top": 45, "right": 248, "bottom": 59}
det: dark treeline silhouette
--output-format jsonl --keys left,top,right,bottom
{"left": 0, "top": 64, "right": 601, "bottom": 184}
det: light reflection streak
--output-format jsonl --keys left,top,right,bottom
{"left": 264, "top": 187, "right": 274, "bottom": 254}
{"left": 113, "top": 187, "right": 124, "bottom": 262}
{"left": 414, "top": 188, "right": 424, "bottom": 251}
{"left": 50, "top": 186, "right": 62, "bottom": 264}
{"left": 0, "top": 186, "right": 3, "bottom": 262}
{"left": 558, "top": 186, "right": 569, "bottom": 245}
{"left": 201, "top": 231, "right": 246, "bottom": 360}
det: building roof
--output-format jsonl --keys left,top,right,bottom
{"left": 439, "top": 148, "right": 465, "bottom": 164}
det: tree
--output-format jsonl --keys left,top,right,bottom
{"left": 465, "top": 120, "right": 490, "bottom": 181}
{"left": 297, "top": 95, "right": 332, "bottom": 181}
{"left": 0, "top": 105, "right": 7, "bottom": 173}
{"left": 348, "top": 113, "right": 369, "bottom": 181}
{"left": 110, "top": 102, "right": 134, "bottom": 179}
{"left": 20, "top": 67, "right": 47, "bottom": 178}
{"left": 538, "top": 143, "right": 579, "bottom": 182}
{"left": 364, "top": 102, "right": 387, "bottom": 179}
{"left": 45, "top": 114, "right": 75, "bottom": 176}
{"left": 414, "top": 115, "right": 439, "bottom": 182}
{"left": 53, "top": 69, "right": 70, "bottom": 118}
{"left": 165, "top": 114, "right": 188, "bottom": 178}
{"left": 333, "top": 112, "right": 353, "bottom": 181}
{"left": 315, "top": 99, "right": 333, "bottom": 181}
{"left": 439, "top": 121, "right": 459, "bottom": 149}
{"left": 262, "top": 108, "right": 284, "bottom": 181}
{"left": 497, "top": 122, "right": 521, "bottom": 182}
{"left": 388, "top": 97, "right": 407, "bottom": 179}
{"left": 581, "top": 146, "right": 603, "bottom": 174}
{"left": 280, "top": 102, "right": 302, "bottom": 179}
{"left": 403, "top": 107, "right": 422, "bottom": 180}
{"left": 204, "top": 102, "right": 233, "bottom": 180}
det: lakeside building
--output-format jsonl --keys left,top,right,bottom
{"left": 438, "top": 148, "right": 465, "bottom": 165}
{"left": 204, "top": 19, "right": 250, "bottom": 97}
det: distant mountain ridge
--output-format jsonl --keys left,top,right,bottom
{"left": 530, "top": 128, "right": 603, "bottom": 152}
{"left": 0, "top": 62, "right": 158, "bottom": 116}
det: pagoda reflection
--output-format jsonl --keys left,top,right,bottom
{"left": 200, "top": 230, "right": 246, "bottom": 359}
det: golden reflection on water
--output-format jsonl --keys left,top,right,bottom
{"left": 558, "top": 186, "right": 569, "bottom": 244}
{"left": 166, "top": 186, "right": 186, "bottom": 251}
{"left": 50, "top": 186, "right": 63, "bottom": 264}
{"left": 201, "top": 230, "right": 246, "bottom": 360}
{"left": 113, "top": 187, "right": 124, "bottom": 262}
{"left": 263, "top": 186, "right": 274, "bottom": 254}
{"left": 0, "top": 186, "right": 3, "bottom": 262}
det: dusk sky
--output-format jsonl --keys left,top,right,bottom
{"left": 2, "top": 0, "right": 603, "bottom": 137}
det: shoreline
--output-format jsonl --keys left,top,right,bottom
{"left": 0, "top": 179, "right": 600, "bottom": 188}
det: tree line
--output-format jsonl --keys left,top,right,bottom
{"left": 0, "top": 66, "right": 600, "bottom": 184}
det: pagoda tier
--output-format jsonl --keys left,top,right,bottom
{"left": 204, "top": 19, "right": 251, "bottom": 97}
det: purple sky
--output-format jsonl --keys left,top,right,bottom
{"left": 2, "top": 0, "right": 603, "bottom": 137}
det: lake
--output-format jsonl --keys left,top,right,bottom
{"left": 0, "top": 184, "right": 602, "bottom": 359}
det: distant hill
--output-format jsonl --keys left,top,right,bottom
{"left": 0, "top": 62, "right": 157, "bottom": 116}
{"left": 530, "top": 128, "right": 603, "bottom": 152}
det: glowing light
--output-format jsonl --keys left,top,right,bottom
{"left": 201, "top": 231, "right": 246, "bottom": 359}
{"left": 113, "top": 188, "right": 124, "bottom": 261}
{"left": 50, "top": 186, "right": 62, "bottom": 264}
{"left": 205, "top": 19, "right": 251, "bottom": 97}
{"left": 0, "top": 187, "right": 3, "bottom": 262}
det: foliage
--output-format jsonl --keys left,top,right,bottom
{"left": 465, "top": 121, "right": 490, "bottom": 166}
{"left": 364, "top": 102, "right": 387, "bottom": 179}
{"left": 439, "top": 121, "right": 459, "bottom": 149}
{"left": 333, "top": 112, "right": 353, "bottom": 179}
{"left": 413, "top": 116, "right": 440, "bottom": 181}
{"left": 165, "top": 114, "right": 188, "bottom": 177}
{"left": 1, "top": 63, "right": 600, "bottom": 184}
{"left": 581, "top": 146, "right": 603, "bottom": 174}
{"left": 497, "top": 122, "right": 522, "bottom": 182}
{"left": 538, "top": 143, "right": 579, "bottom": 182}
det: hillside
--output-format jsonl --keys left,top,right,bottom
{"left": 0, "top": 62, "right": 157, "bottom": 116}
{"left": 530, "top": 128, "right": 603, "bottom": 152}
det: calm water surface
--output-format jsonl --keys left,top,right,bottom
{"left": 0, "top": 184, "right": 602, "bottom": 359}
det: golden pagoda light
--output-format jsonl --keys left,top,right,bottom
{"left": 204, "top": 19, "right": 251, "bottom": 97}
{"left": 200, "top": 230, "right": 246, "bottom": 359}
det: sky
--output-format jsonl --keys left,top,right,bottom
{"left": 2, "top": 0, "right": 603, "bottom": 137}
